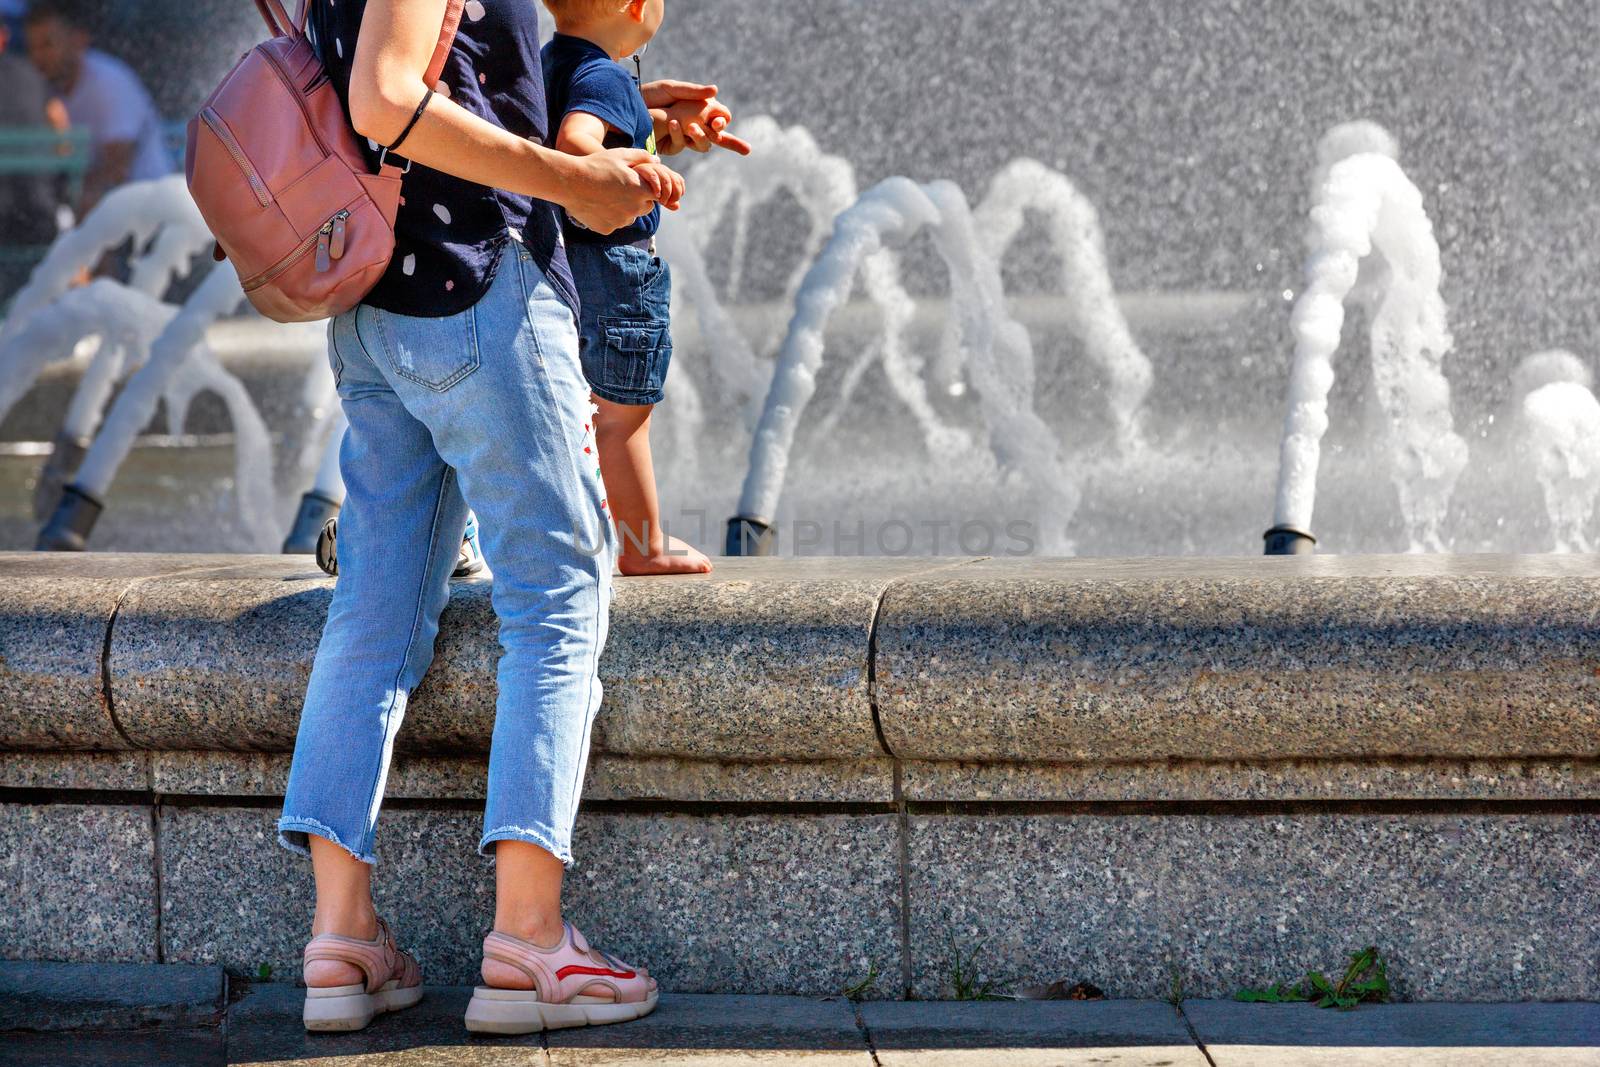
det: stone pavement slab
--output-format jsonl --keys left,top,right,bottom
{"left": 227, "top": 983, "right": 540, "bottom": 1065}
{"left": 227, "top": 987, "right": 870, "bottom": 1066}
{"left": 546, "top": 994, "right": 869, "bottom": 1065}
{"left": 1185, "top": 1001, "right": 1600, "bottom": 1066}
{"left": 0, "top": 959, "right": 225, "bottom": 1031}
{"left": 5, "top": 1026, "right": 224, "bottom": 1066}
{"left": 860, "top": 1000, "right": 1207, "bottom": 1066}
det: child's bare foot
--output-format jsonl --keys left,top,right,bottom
{"left": 618, "top": 535, "right": 713, "bottom": 576}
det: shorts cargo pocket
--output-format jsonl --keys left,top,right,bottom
{"left": 595, "top": 316, "right": 672, "bottom": 403}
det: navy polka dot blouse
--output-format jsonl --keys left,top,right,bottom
{"left": 306, "top": 0, "right": 578, "bottom": 318}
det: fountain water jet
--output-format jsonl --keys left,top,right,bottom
{"left": 1514, "top": 351, "right": 1600, "bottom": 553}
{"left": 734, "top": 176, "right": 1077, "bottom": 555}
{"left": 0, "top": 282, "right": 178, "bottom": 517}
{"left": 659, "top": 117, "right": 860, "bottom": 417}
{"left": 1, "top": 176, "right": 207, "bottom": 343}
{"left": 1267, "top": 122, "right": 1468, "bottom": 555}
{"left": 37, "top": 267, "right": 259, "bottom": 551}
{"left": 973, "top": 159, "right": 1154, "bottom": 452}
{"left": 1, "top": 177, "right": 215, "bottom": 517}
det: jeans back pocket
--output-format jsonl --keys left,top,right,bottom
{"left": 369, "top": 303, "right": 481, "bottom": 392}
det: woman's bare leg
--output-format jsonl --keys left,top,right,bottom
{"left": 305, "top": 835, "right": 379, "bottom": 986}
{"left": 492, "top": 840, "right": 566, "bottom": 948}
{"left": 593, "top": 396, "right": 712, "bottom": 576}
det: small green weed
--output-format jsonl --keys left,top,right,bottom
{"left": 1167, "top": 964, "right": 1186, "bottom": 1008}
{"left": 1234, "top": 981, "right": 1307, "bottom": 1004}
{"left": 948, "top": 938, "right": 997, "bottom": 1001}
{"left": 1235, "top": 946, "right": 1391, "bottom": 1011}
{"left": 842, "top": 960, "right": 879, "bottom": 1001}
{"left": 256, "top": 962, "right": 273, "bottom": 981}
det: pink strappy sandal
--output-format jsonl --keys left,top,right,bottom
{"left": 464, "top": 922, "right": 658, "bottom": 1034}
{"left": 300, "top": 917, "right": 424, "bottom": 1032}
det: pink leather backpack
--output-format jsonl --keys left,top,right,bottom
{"left": 187, "top": 0, "right": 464, "bottom": 322}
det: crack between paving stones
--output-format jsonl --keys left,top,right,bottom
{"left": 150, "top": 794, "right": 165, "bottom": 964}
{"left": 866, "top": 558, "right": 989, "bottom": 1001}
{"left": 1177, "top": 1002, "right": 1217, "bottom": 1067}
{"left": 852, "top": 1000, "right": 883, "bottom": 1066}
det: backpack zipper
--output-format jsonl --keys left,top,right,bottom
{"left": 315, "top": 210, "right": 349, "bottom": 272}
{"left": 201, "top": 108, "right": 272, "bottom": 208}
{"left": 243, "top": 209, "right": 350, "bottom": 292}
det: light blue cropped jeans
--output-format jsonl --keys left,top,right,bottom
{"left": 279, "top": 242, "right": 613, "bottom": 868}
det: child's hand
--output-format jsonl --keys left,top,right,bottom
{"left": 640, "top": 79, "right": 754, "bottom": 156}
{"left": 664, "top": 104, "right": 753, "bottom": 157}
{"left": 633, "top": 161, "right": 685, "bottom": 211}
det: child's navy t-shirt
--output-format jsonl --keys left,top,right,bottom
{"left": 541, "top": 34, "right": 660, "bottom": 245}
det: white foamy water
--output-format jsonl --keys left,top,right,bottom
{"left": 737, "top": 177, "right": 948, "bottom": 525}
{"left": 73, "top": 267, "right": 270, "bottom": 542}
{"left": 974, "top": 159, "right": 1153, "bottom": 452}
{"left": 737, "top": 175, "right": 1078, "bottom": 551}
{"left": 0, "top": 283, "right": 176, "bottom": 428}
{"left": 1515, "top": 351, "right": 1600, "bottom": 552}
{"left": 9, "top": 118, "right": 1594, "bottom": 560}
{"left": 2, "top": 176, "right": 206, "bottom": 344}
{"left": 1272, "top": 123, "right": 1468, "bottom": 552}
{"left": 658, "top": 117, "right": 860, "bottom": 417}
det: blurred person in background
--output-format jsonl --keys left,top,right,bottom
{"left": 25, "top": 0, "right": 171, "bottom": 217}
{"left": 0, "top": 12, "right": 62, "bottom": 297}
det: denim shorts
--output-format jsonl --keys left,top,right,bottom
{"left": 568, "top": 240, "right": 672, "bottom": 406}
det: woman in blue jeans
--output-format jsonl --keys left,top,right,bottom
{"left": 275, "top": 0, "right": 733, "bottom": 1036}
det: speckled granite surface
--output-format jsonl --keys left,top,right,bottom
{"left": 104, "top": 557, "right": 972, "bottom": 760}
{"left": 157, "top": 806, "right": 902, "bottom": 993}
{"left": 901, "top": 757, "right": 1600, "bottom": 802}
{"left": 905, "top": 812, "right": 1600, "bottom": 1001}
{"left": 143, "top": 751, "right": 895, "bottom": 803}
{"left": 876, "top": 556, "right": 1600, "bottom": 762}
{"left": 14, "top": 552, "right": 1589, "bottom": 768}
{"left": 0, "top": 804, "right": 157, "bottom": 964}
{"left": 0, "top": 751, "right": 151, "bottom": 792}
{"left": 7, "top": 553, "right": 1600, "bottom": 999}
{"left": 0, "top": 565, "right": 150, "bottom": 749}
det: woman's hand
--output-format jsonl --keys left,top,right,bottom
{"left": 559, "top": 148, "right": 663, "bottom": 234}
{"left": 641, "top": 80, "right": 754, "bottom": 156}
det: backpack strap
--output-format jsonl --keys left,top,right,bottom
{"left": 426, "top": 0, "right": 468, "bottom": 85}
{"left": 374, "top": 0, "right": 467, "bottom": 175}
{"left": 254, "top": 0, "right": 294, "bottom": 37}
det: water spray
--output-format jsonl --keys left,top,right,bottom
{"left": 1267, "top": 122, "right": 1466, "bottom": 555}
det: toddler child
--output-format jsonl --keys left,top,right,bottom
{"left": 542, "top": 0, "right": 749, "bottom": 575}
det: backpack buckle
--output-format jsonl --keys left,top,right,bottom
{"left": 375, "top": 146, "right": 413, "bottom": 174}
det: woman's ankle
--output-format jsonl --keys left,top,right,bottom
{"left": 493, "top": 918, "right": 565, "bottom": 950}
{"left": 311, "top": 903, "right": 380, "bottom": 941}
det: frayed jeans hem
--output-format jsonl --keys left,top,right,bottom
{"left": 480, "top": 824, "right": 575, "bottom": 870}
{"left": 278, "top": 816, "right": 377, "bottom": 866}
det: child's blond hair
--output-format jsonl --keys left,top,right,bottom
{"left": 540, "top": 0, "right": 630, "bottom": 18}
